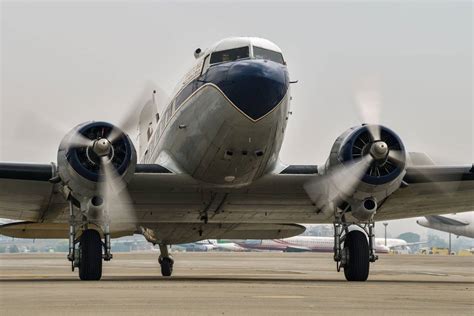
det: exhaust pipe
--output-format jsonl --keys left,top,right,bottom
{"left": 352, "top": 198, "right": 378, "bottom": 221}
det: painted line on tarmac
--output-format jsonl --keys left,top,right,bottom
{"left": 254, "top": 295, "right": 305, "bottom": 299}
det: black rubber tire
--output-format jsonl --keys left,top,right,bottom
{"left": 79, "top": 229, "right": 103, "bottom": 281}
{"left": 343, "top": 230, "right": 370, "bottom": 282}
{"left": 160, "top": 257, "right": 173, "bottom": 277}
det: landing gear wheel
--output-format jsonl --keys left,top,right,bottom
{"left": 79, "top": 229, "right": 103, "bottom": 281}
{"left": 343, "top": 230, "right": 370, "bottom": 282}
{"left": 159, "top": 257, "right": 174, "bottom": 277}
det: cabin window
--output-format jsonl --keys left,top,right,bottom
{"left": 158, "top": 120, "right": 164, "bottom": 137}
{"left": 171, "top": 99, "right": 177, "bottom": 114}
{"left": 253, "top": 46, "right": 285, "bottom": 65}
{"left": 147, "top": 123, "right": 153, "bottom": 141}
{"left": 164, "top": 108, "right": 171, "bottom": 123}
{"left": 210, "top": 46, "right": 249, "bottom": 64}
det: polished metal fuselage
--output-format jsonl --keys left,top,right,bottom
{"left": 143, "top": 57, "right": 291, "bottom": 187}
{"left": 149, "top": 83, "right": 289, "bottom": 187}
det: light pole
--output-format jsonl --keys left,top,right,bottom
{"left": 383, "top": 223, "right": 388, "bottom": 246}
{"left": 448, "top": 233, "right": 452, "bottom": 255}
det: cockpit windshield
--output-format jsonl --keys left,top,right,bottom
{"left": 210, "top": 46, "right": 249, "bottom": 64}
{"left": 253, "top": 46, "right": 285, "bottom": 64}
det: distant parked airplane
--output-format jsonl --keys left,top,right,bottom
{"left": 231, "top": 236, "right": 420, "bottom": 253}
{"left": 417, "top": 212, "right": 474, "bottom": 238}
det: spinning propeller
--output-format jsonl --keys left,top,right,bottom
{"left": 53, "top": 82, "right": 164, "bottom": 226}
{"left": 303, "top": 81, "right": 407, "bottom": 211}
{"left": 67, "top": 125, "right": 137, "bottom": 225}
{"left": 304, "top": 78, "right": 457, "bottom": 212}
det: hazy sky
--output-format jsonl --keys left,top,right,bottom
{"left": 1, "top": 1, "right": 472, "bottom": 237}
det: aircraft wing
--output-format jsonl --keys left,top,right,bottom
{"left": 269, "top": 239, "right": 312, "bottom": 252}
{"left": 0, "top": 163, "right": 56, "bottom": 221}
{"left": 374, "top": 165, "right": 474, "bottom": 221}
{"left": 386, "top": 241, "right": 426, "bottom": 250}
{"left": 270, "top": 164, "right": 474, "bottom": 222}
{"left": 404, "top": 241, "right": 428, "bottom": 246}
{"left": 282, "top": 245, "right": 312, "bottom": 252}
{"left": 1, "top": 162, "right": 473, "bottom": 230}
{"left": 0, "top": 162, "right": 309, "bottom": 242}
{"left": 0, "top": 163, "right": 174, "bottom": 222}
{"left": 424, "top": 215, "right": 469, "bottom": 226}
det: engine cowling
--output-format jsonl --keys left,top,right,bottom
{"left": 324, "top": 124, "right": 407, "bottom": 220}
{"left": 57, "top": 121, "right": 137, "bottom": 203}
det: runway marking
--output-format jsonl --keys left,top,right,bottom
{"left": 418, "top": 272, "right": 449, "bottom": 276}
{"left": 254, "top": 295, "right": 305, "bottom": 299}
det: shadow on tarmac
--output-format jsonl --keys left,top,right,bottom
{"left": 0, "top": 276, "right": 472, "bottom": 285}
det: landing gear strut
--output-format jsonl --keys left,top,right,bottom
{"left": 67, "top": 200, "right": 111, "bottom": 281}
{"left": 158, "top": 244, "right": 174, "bottom": 277}
{"left": 333, "top": 210, "right": 377, "bottom": 281}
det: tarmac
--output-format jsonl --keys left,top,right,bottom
{"left": 0, "top": 252, "right": 473, "bottom": 315}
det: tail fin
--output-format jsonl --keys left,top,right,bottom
{"left": 137, "top": 86, "right": 169, "bottom": 161}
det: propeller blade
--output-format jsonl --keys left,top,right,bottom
{"left": 28, "top": 110, "right": 93, "bottom": 148}
{"left": 108, "top": 81, "right": 168, "bottom": 143}
{"left": 107, "top": 126, "right": 124, "bottom": 144}
{"left": 330, "top": 155, "right": 373, "bottom": 197}
{"left": 387, "top": 150, "right": 406, "bottom": 165}
{"left": 68, "top": 133, "right": 94, "bottom": 148}
{"left": 354, "top": 79, "right": 382, "bottom": 140}
{"left": 304, "top": 155, "right": 373, "bottom": 210}
{"left": 99, "top": 157, "right": 136, "bottom": 224}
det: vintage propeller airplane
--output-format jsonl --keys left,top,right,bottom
{"left": 1, "top": 37, "right": 472, "bottom": 281}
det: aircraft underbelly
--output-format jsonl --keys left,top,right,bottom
{"left": 45, "top": 196, "right": 325, "bottom": 225}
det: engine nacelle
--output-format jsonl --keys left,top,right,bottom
{"left": 324, "top": 125, "right": 407, "bottom": 221}
{"left": 57, "top": 121, "right": 137, "bottom": 203}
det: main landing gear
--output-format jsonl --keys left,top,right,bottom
{"left": 333, "top": 211, "right": 378, "bottom": 282}
{"left": 158, "top": 244, "right": 174, "bottom": 277}
{"left": 67, "top": 201, "right": 112, "bottom": 281}
{"left": 78, "top": 229, "right": 102, "bottom": 280}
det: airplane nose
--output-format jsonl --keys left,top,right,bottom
{"left": 207, "top": 60, "right": 289, "bottom": 121}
